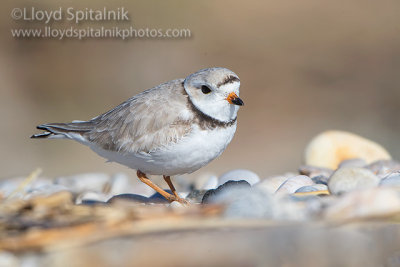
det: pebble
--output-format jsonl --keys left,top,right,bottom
{"left": 255, "top": 176, "right": 288, "bottom": 194}
{"left": 275, "top": 175, "right": 314, "bottom": 194}
{"left": 76, "top": 191, "right": 109, "bottom": 205}
{"left": 338, "top": 158, "right": 367, "bottom": 168}
{"left": 365, "top": 160, "right": 400, "bottom": 177}
{"left": 201, "top": 183, "right": 306, "bottom": 219}
{"left": 328, "top": 167, "right": 380, "bottom": 195}
{"left": 108, "top": 193, "right": 152, "bottom": 204}
{"left": 295, "top": 184, "right": 328, "bottom": 193}
{"left": 295, "top": 186, "right": 318, "bottom": 193}
{"left": 222, "top": 188, "right": 273, "bottom": 218}
{"left": 304, "top": 130, "right": 391, "bottom": 169}
{"left": 313, "top": 184, "right": 329, "bottom": 191}
{"left": 299, "top": 165, "right": 333, "bottom": 178}
{"left": 311, "top": 175, "right": 329, "bottom": 185}
{"left": 379, "top": 172, "right": 400, "bottom": 187}
{"left": 218, "top": 169, "right": 260, "bottom": 186}
{"left": 202, "top": 180, "right": 251, "bottom": 204}
{"left": 325, "top": 187, "right": 400, "bottom": 220}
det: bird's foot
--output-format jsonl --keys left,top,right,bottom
{"left": 166, "top": 195, "right": 189, "bottom": 205}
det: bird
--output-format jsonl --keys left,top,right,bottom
{"left": 32, "top": 67, "right": 244, "bottom": 204}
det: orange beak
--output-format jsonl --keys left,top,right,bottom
{"left": 226, "top": 92, "right": 244, "bottom": 106}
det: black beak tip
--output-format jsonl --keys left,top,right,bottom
{"left": 232, "top": 97, "right": 244, "bottom": 106}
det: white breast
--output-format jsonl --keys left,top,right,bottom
{"left": 90, "top": 123, "right": 237, "bottom": 176}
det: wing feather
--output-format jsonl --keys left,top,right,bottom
{"left": 85, "top": 79, "right": 192, "bottom": 154}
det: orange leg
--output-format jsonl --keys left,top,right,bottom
{"left": 137, "top": 170, "right": 175, "bottom": 202}
{"left": 163, "top": 176, "right": 188, "bottom": 204}
{"left": 163, "top": 175, "right": 180, "bottom": 198}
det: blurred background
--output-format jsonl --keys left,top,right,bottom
{"left": 1, "top": 0, "right": 399, "bottom": 179}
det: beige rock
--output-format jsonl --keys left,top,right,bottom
{"left": 305, "top": 130, "right": 391, "bottom": 169}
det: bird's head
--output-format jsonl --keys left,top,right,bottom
{"left": 184, "top": 67, "right": 243, "bottom": 122}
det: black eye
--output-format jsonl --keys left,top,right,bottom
{"left": 201, "top": 85, "right": 212, "bottom": 94}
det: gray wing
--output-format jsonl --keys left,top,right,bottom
{"left": 85, "top": 79, "right": 193, "bottom": 154}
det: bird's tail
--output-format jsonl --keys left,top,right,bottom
{"left": 31, "top": 121, "right": 95, "bottom": 140}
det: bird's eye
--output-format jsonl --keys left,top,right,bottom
{"left": 201, "top": 85, "right": 212, "bottom": 94}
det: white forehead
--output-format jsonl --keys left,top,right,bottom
{"left": 184, "top": 67, "right": 240, "bottom": 88}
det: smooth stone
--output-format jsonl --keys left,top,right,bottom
{"left": 75, "top": 191, "right": 109, "bottom": 205}
{"left": 295, "top": 184, "right": 328, "bottom": 194}
{"left": 255, "top": 176, "right": 288, "bottom": 194}
{"left": 222, "top": 188, "right": 273, "bottom": 218}
{"left": 295, "top": 186, "right": 318, "bottom": 193}
{"left": 55, "top": 173, "right": 111, "bottom": 193}
{"left": 365, "top": 160, "right": 400, "bottom": 177}
{"left": 108, "top": 193, "right": 152, "bottom": 204}
{"left": 218, "top": 187, "right": 310, "bottom": 219}
{"left": 311, "top": 175, "right": 329, "bottom": 185}
{"left": 338, "top": 158, "right": 367, "bottom": 168}
{"left": 304, "top": 130, "right": 391, "bottom": 169}
{"left": 325, "top": 188, "right": 400, "bottom": 220}
{"left": 275, "top": 175, "right": 314, "bottom": 194}
{"left": 313, "top": 184, "right": 329, "bottom": 191}
{"left": 218, "top": 169, "right": 260, "bottom": 186}
{"left": 328, "top": 167, "right": 380, "bottom": 195}
{"left": 202, "top": 180, "right": 251, "bottom": 204}
{"left": 201, "top": 184, "right": 285, "bottom": 219}
{"left": 299, "top": 165, "right": 333, "bottom": 178}
{"left": 379, "top": 172, "right": 400, "bottom": 187}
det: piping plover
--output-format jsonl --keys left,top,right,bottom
{"left": 32, "top": 67, "right": 244, "bottom": 203}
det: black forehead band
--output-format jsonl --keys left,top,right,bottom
{"left": 217, "top": 75, "right": 240, "bottom": 88}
